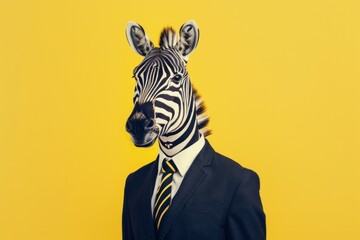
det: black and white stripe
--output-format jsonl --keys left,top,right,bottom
{"left": 126, "top": 21, "right": 209, "bottom": 157}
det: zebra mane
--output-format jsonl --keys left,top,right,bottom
{"left": 159, "top": 27, "right": 177, "bottom": 49}
{"left": 193, "top": 86, "right": 211, "bottom": 137}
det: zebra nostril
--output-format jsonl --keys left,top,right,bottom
{"left": 144, "top": 119, "right": 155, "bottom": 131}
{"left": 125, "top": 119, "right": 133, "bottom": 133}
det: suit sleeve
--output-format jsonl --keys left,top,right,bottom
{"left": 226, "top": 170, "right": 266, "bottom": 240}
{"left": 122, "top": 174, "right": 135, "bottom": 240}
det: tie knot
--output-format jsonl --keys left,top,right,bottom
{"left": 161, "top": 159, "right": 178, "bottom": 174}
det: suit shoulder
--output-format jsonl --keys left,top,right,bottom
{"left": 212, "top": 152, "right": 260, "bottom": 185}
{"left": 125, "top": 160, "right": 156, "bottom": 184}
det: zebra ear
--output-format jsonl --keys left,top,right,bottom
{"left": 126, "top": 21, "right": 154, "bottom": 56}
{"left": 177, "top": 20, "right": 200, "bottom": 58}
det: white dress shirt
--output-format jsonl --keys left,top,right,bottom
{"left": 151, "top": 135, "right": 206, "bottom": 215}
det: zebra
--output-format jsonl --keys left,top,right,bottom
{"left": 125, "top": 20, "right": 210, "bottom": 157}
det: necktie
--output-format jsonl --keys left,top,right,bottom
{"left": 154, "top": 159, "right": 178, "bottom": 232}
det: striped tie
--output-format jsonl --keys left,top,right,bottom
{"left": 154, "top": 159, "right": 178, "bottom": 232}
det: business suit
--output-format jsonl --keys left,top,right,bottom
{"left": 122, "top": 140, "right": 266, "bottom": 240}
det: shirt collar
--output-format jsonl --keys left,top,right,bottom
{"left": 158, "top": 135, "right": 206, "bottom": 177}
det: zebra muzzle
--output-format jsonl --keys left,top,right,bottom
{"left": 126, "top": 102, "right": 158, "bottom": 147}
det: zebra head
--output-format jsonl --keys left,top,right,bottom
{"left": 125, "top": 20, "right": 209, "bottom": 153}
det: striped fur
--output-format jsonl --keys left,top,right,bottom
{"left": 127, "top": 21, "right": 208, "bottom": 156}
{"left": 159, "top": 27, "right": 210, "bottom": 136}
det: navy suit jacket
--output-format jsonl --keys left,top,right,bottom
{"left": 122, "top": 140, "right": 266, "bottom": 240}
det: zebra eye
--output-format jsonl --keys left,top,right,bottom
{"left": 172, "top": 74, "right": 182, "bottom": 82}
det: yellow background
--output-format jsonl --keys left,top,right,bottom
{"left": 1, "top": 0, "right": 359, "bottom": 239}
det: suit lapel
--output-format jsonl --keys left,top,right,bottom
{"left": 138, "top": 158, "right": 158, "bottom": 240}
{"left": 157, "top": 141, "right": 215, "bottom": 240}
